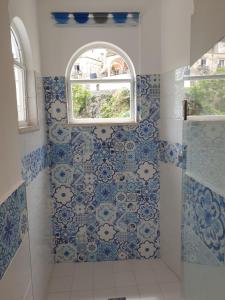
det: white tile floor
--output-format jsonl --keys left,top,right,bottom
{"left": 46, "top": 259, "right": 181, "bottom": 300}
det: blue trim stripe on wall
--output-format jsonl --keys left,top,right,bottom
{"left": 43, "top": 74, "right": 161, "bottom": 263}
{"left": 21, "top": 145, "right": 49, "bottom": 185}
{"left": 0, "top": 183, "right": 28, "bottom": 279}
{"left": 51, "top": 12, "right": 140, "bottom": 26}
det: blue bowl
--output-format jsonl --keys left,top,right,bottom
{"left": 132, "top": 12, "right": 139, "bottom": 23}
{"left": 73, "top": 13, "right": 89, "bottom": 24}
{"left": 113, "top": 13, "right": 128, "bottom": 24}
{"left": 93, "top": 13, "right": 108, "bottom": 24}
{"left": 52, "top": 12, "right": 70, "bottom": 24}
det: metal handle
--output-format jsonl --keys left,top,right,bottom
{"left": 183, "top": 98, "right": 188, "bottom": 120}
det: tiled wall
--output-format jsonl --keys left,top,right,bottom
{"left": 160, "top": 119, "right": 225, "bottom": 267}
{"left": 43, "top": 75, "right": 161, "bottom": 262}
{"left": 0, "top": 144, "right": 50, "bottom": 281}
{"left": 21, "top": 145, "right": 49, "bottom": 185}
{"left": 182, "top": 175, "right": 225, "bottom": 266}
{"left": 160, "top": 141, "right": 186, "bottom": 169}
{"left": 0, "top": 183, "right": 28, "bottom": 279}
{"left": 181, "top": 121, "right": 225, "bottom": 266}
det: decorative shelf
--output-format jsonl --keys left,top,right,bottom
{"left": 51, "top": 12, "right": 140, "bottom": 26}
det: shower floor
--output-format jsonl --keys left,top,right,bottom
{"left": 46, "top": 259, "right": 181, "bottom": 300}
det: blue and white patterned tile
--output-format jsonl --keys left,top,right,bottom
{"left": 21, "top": 145, "right": 49, "bottom": 185}
{"left": 43, "top": 75, "right": 161, "bottom": 263}
{"left": 0, "top": 183, "right": 28, "bottom": 279}
{"left": 182, "top": 175, "right": 225, "bottom": 265}
{"left": 160, "top": 140, "right": 187, "bottom": 169}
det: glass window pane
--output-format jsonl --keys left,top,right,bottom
{"left": 185, "top": 79, "right": 225, "bottom": 116}
{"left": 11, "top": 29, "right": 23, "bottom": 64}
{"left": 70, "top": 48, "right": 131, "bottom": 80}
{"left": 14, "top": 66, "right": 27, "bottom": 122}
{"left": 71, "top": 82, "right": 131, "bottom": 119}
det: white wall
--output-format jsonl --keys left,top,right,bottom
{"left": 37, "top": 0, "right": 161, "bottom": 75}
{"left": 191, "top": 0, "right": 225, "bottom": 65}
{"left": 161, "top": 0, "right": 194, "bottom": 73}
{"left": 0, "top": 235, "right": 32, "bottom": 300}
{"left": 0, "top": 0, "right": 21, "bottom": 202}
{"left": 3, "top": 1, "right": 53, "bottom": 299}
{"left": 160, "top": 0, "right": 193, "bottom": 277}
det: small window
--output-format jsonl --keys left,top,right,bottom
{"left": 184, "top": 36, "right": 225, "bottom": 118}
{"left": 10, "top": 19, "right": 39, "bottom": 132}
{"left": 200, "top": 59, "right": 207, "bottom": 67}
{"left": 66, "top": 42, "right": 136, "bottom": 125}
{"left": 218, "top": 59, "right": 225, "bottom": 68}
{"left": 11, "top": 27, "right": 27, "bottom": 125}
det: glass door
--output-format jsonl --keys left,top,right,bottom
{"left": 181, "top": 37, "right": 225, "bottom": 300}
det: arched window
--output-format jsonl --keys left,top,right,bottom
{"left": 11, "top": 26, "right": 27, "bottom": 124}
{"left": 66, "top": 42, "right": 136, "bottom": 125}
{"left": 10, "top": 18, "right": 39, "bottom": 132}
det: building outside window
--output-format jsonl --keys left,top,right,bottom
{"left": 66, "top": 42, "right": 136, "bottom": 125}
{"left": 184, "top": 37, "right": 225, "bottom": 117}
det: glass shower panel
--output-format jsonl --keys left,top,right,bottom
{"left": 182, "top": 120, "right": 225, "bottom": 300}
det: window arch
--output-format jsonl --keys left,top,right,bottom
{"left": 11, "top": 26, "right": 27, "bottom": 124}
{"left": 66, "top": 42, "right": 136, "bottom": 125}
{"left": 10, "top": 17, "right": 39, "bottom": 132}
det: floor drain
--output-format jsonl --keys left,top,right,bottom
{"left": 108, "top": 298, "right": 126, "bottom": 300}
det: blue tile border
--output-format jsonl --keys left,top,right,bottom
{"left": 160, "top": 140, "right": 187, "bottom": 169}
{"left": 0, "top": 182, "right": 28, "bottom": 279}
{"left": 21, "top": 145, "right": 49, "bottom": 185}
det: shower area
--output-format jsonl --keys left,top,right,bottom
{"left": 1, "top": 0, "right": 225, "bottom": 299}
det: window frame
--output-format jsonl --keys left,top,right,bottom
{"left": 11, "top": 26, "right": 29, "bottom": 127}
{"left": 184, "top": 73, "right": 225, "bottom": 121}
{"left": 66, "top": 42, "right": 137, "bottom": 125}
{"left": 10, "top": 19, "right": 40, "bottom": 133}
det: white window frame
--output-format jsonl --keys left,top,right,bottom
{"left": 184, "top": 73, "right": 225, "bottom": 121}
{"left": 11, "top": 26, "right": 28, "bottom": 127}
{"left": 66, "top": 42, "right": 137, "bottom": 125}
{"left": 11, "top": 19, "right": 39, "bottom": 133}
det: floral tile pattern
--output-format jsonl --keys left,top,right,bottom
{"left": 43, "top": 75, "right": 161, "bottom": 263}
{"left": 182, "top": 175, "right": 225, "bottom": 265}
{"left": 160, "top": 140, "right": 187, "bottom": 169}
{"left": 0, "top": 183, "right": 28, "bottom": 279}
{"left": 21, "top": 145, "right": 49, "bottom": 185}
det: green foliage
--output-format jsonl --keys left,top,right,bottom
{"left": 186, "top": 70, "right": 225, "bottom": 115}
{"left": 72, "top": 84, "right": 130, "bottom": 119}
{"left": 100, "top": 88, "right": 130, "bottom": 118}
{"left": 72, "top": 84, "right": 91, "bottom": 117}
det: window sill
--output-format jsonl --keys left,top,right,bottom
{"left": 187, "top": 115, "right": 225, "bottom": 122}
{"left": 67, "top": 118, "right": 138, "bottom": 127}
{"left": 18, "top": 123, "right": 40, "bottom": 134}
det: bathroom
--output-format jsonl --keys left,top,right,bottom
{"left": 1, "top": 0, "right": 225, "bottom": 299}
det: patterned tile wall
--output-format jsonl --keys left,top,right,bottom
{"left": 43, "top": 75, "right": 161, "bottom": 262}
{"left": 21, "top": 145, "right": 49, "bottom": 185}
{"left": 182, "top": 175, "right": 225, "bottom": 266}
{"left": 160, "top": 140, "right": 187, "bottom": 169}
{"left": 0, "top": 183, "right": 28, "bottom": 279}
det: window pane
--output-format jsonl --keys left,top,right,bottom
{"left": 71, "top": 82, "right": 131, "bottom": 119}
{"left": 185, "top": 79, "right": 225, "bottom": 116}
{"left": 70, "top": 48, "right": 131, "bottom": 80}
{"left": 189, "top": 37, "right": 225, "bottom": 77}
{"left": 14, "top": 66, "right": 27, "bottom": 122}
{"left": 11, "top": 29, "right": 22, "bottom": 64}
